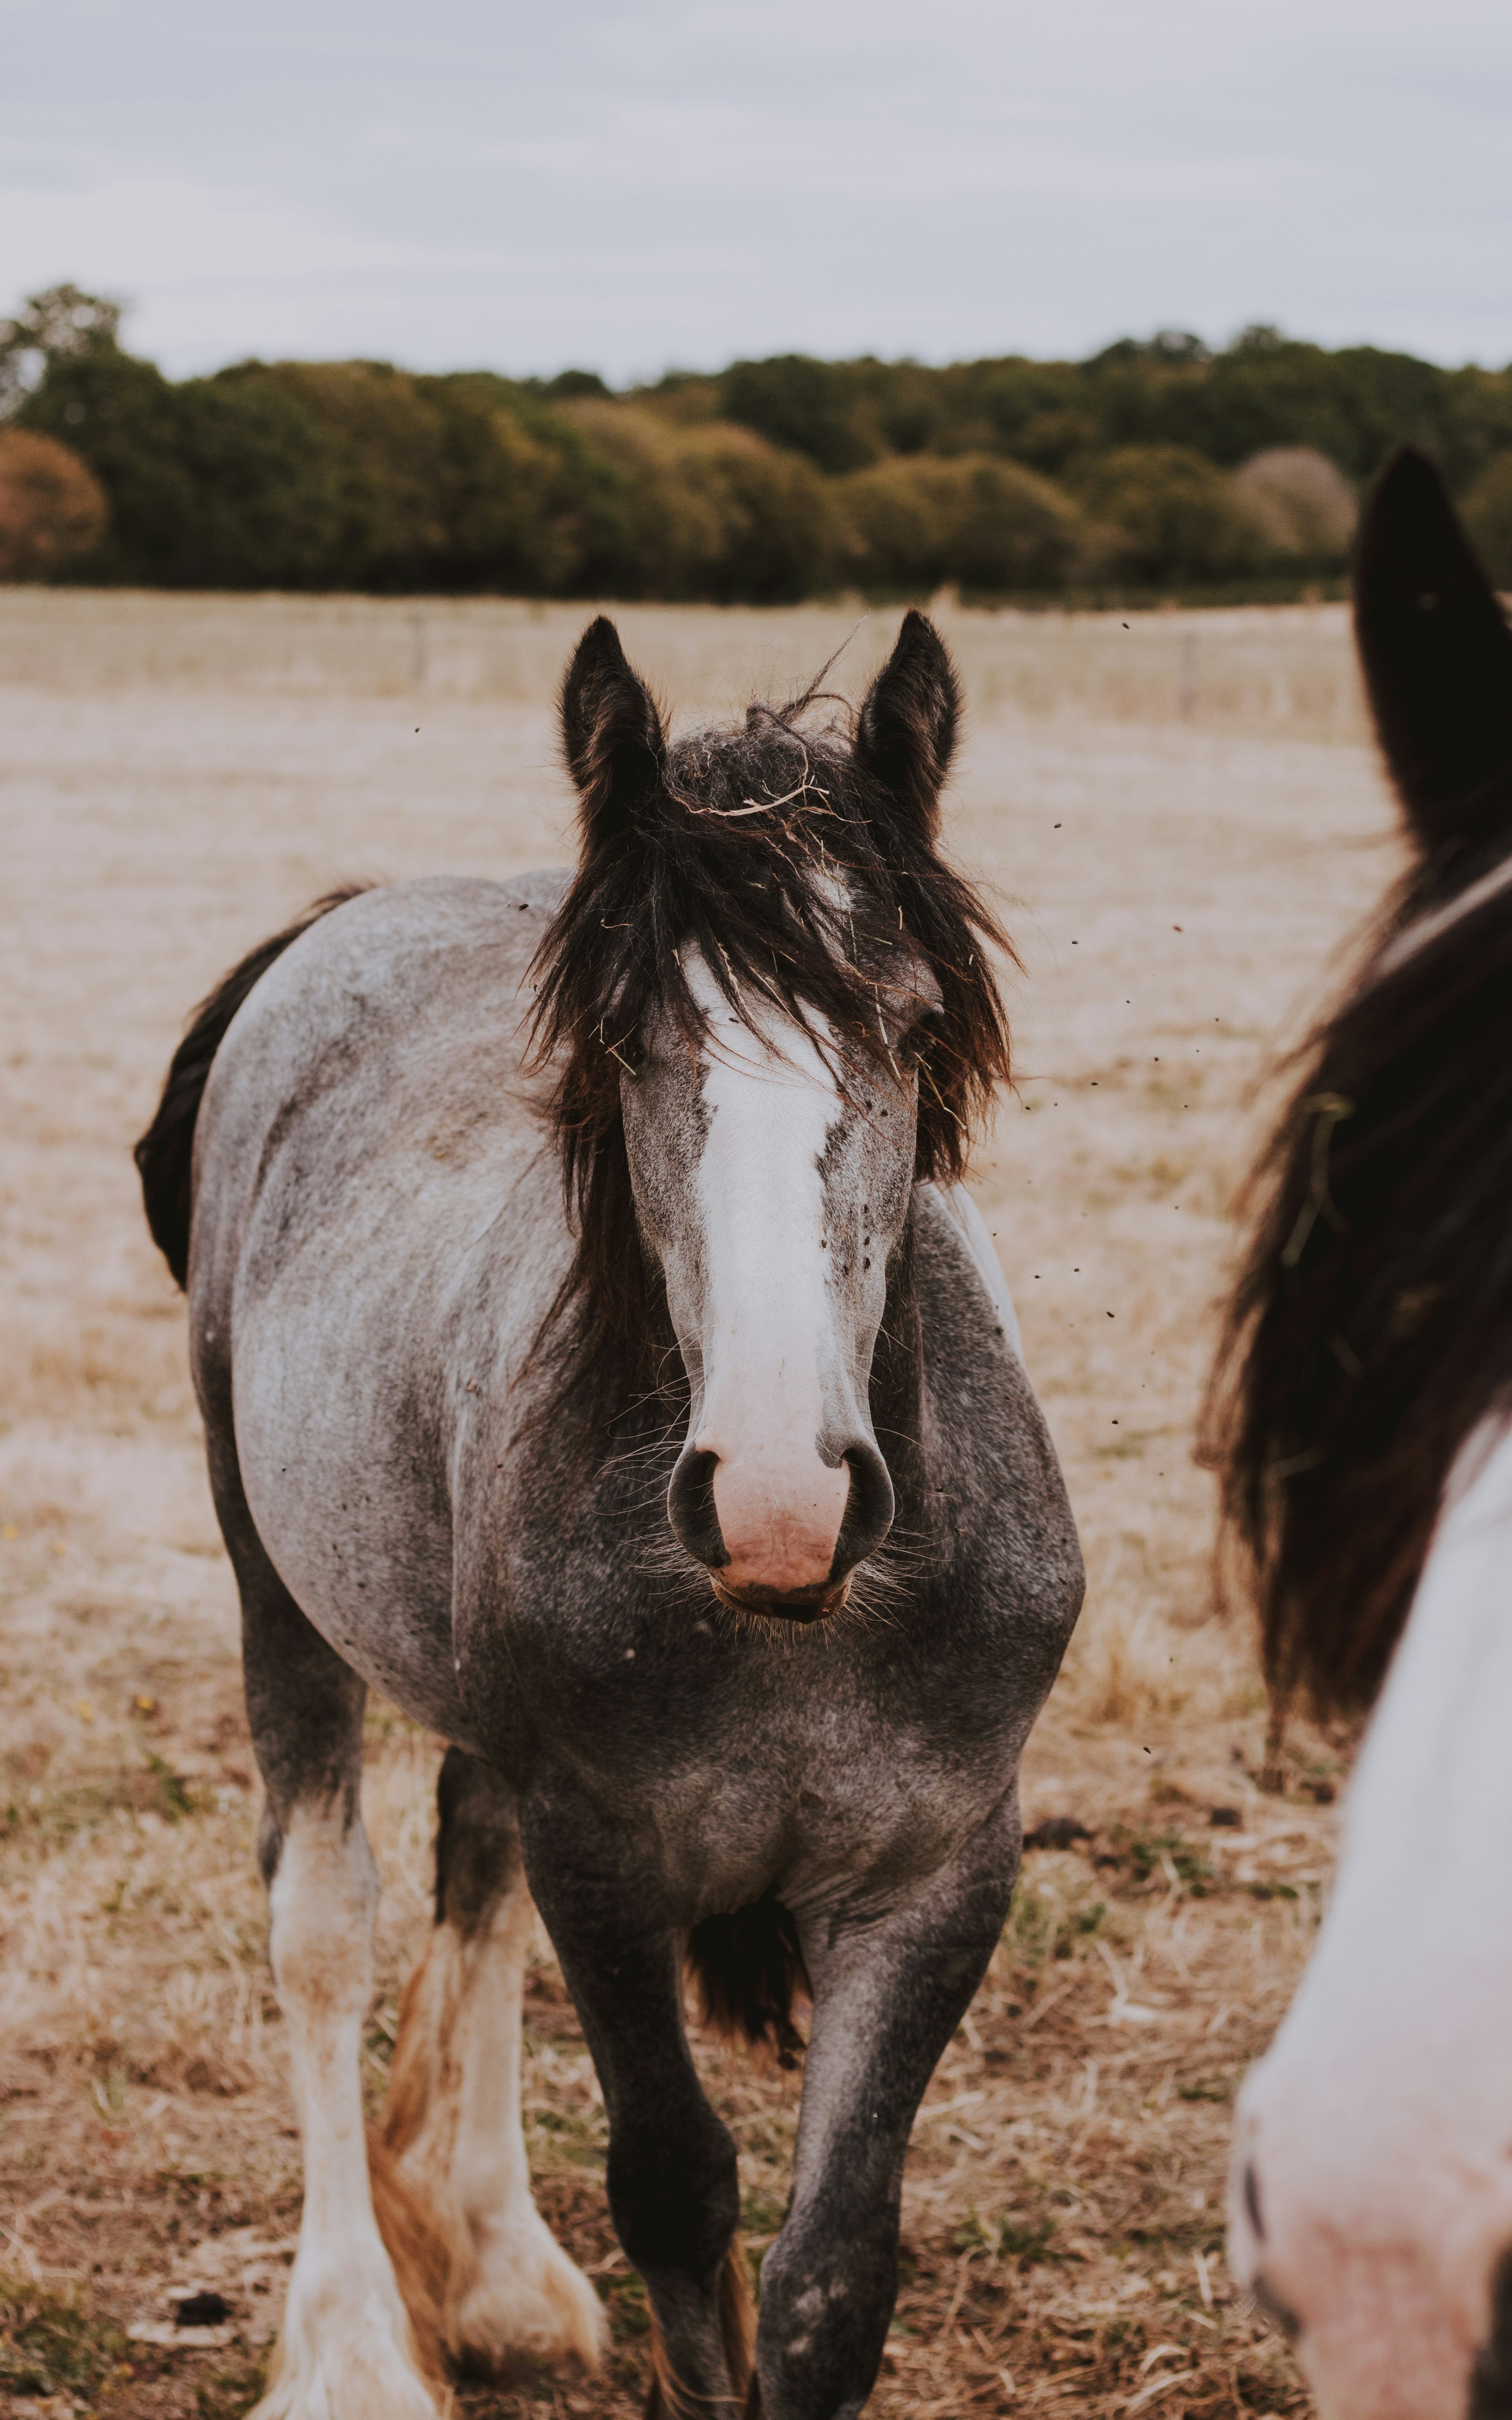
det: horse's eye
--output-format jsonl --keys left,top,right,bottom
{"left": 898, "top": 1014, "right": 942, "bottom": 1070}
{"left": 612, "top": 1029, "right": 646, "bottom": 1077}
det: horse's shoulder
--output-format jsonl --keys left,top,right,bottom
{"left": 913, "top": 1180, "right": 1023, "bottom": 1366}
{"left": 912, "top": 1180, "right": 1079, "bottom": 1577}
{"left": 912, "top": 1178, "right": 1039, "bottom": 1452}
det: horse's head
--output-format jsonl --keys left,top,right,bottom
{"left": 529, "top": 611, "right": 1011, "bottom": 1620}
{"left": 1211, "top": 448, "right": 1512, "bottom": 2420}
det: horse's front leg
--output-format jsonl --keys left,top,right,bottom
{"left": 221, "top": 1495, "right": 443, "bottom": 2420}
{"left": 196, "top": 1262, "right": 451, "bottom": 2414}
{"left": 526, "top": 1846, "right": 753, "bottom": 2419}
{"left": 378, "top": 1747, "right": 605, "bottom": 2376}
{"left": 754, "top": 1799, "right": 1021, "bottom": 2420}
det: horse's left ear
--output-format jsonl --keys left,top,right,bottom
{"left": 560, "top": 616, "right": 666, "bottom": 854}
{"left": 1355, "top": 447, "right": 1512, "bottom": 855}
{"left": 855, "top": 610, "right": 961, "bottom": 845}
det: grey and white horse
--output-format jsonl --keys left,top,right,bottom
{"left": 137, "top": 611, "right": 1083, "bottom": 2419}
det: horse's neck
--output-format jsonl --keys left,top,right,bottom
{"left": 868, "top": 1216, "right": 929, "bottom": 1499}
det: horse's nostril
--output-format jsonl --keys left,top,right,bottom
{"left": 667, "top": 1446, "right": 727, "bottom": 1570}
{"left": 831, "top": 1439, "right": 894, "bottom": 1579}
{"left": 1244, "top": 2160, "right": 1266, "bottom": 2243}
{"left": 1251, "top": 2271, "right": 1301, "bottom": 2345}
{"left": 1471, "top": 2245, "right": 1512, "bottom": 2418}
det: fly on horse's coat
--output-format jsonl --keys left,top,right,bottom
{"left": 1208, "top": 454, "right": 1512, "bottom": 2420}
{"left": 136, "top": 610, "right": 1084, "bottom": 2420}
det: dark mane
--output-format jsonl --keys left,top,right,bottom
{"left": 525, "top": 618, "right": 1015, "bottom": 1433}
{"left": 1203, "top": 449, "right": 1512, "bottom": 1716}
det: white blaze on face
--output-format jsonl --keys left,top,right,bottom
{"left": 687, "top": 956, "right": 850, "bottom": 1597}
{"left": 1230, "top": 1419, "right": 1512, "bottom": 2420}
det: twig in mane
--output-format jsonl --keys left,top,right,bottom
{"left": 1279, "top": 1093, "right": 1355, "bottom": 1270}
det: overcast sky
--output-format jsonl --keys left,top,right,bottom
{"left": 3, "top": 0, "right": 1509, "bottom": 381}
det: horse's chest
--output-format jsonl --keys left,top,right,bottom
{"left": 672, "top": 1751, "right": 988, "bottom": 1919}
{"left": 506, "top": 1651, "right": 1013, "bottom": 1921}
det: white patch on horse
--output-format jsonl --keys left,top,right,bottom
{"left": 380, "top": 1878, "right": 604, "bottom": 2374}
{"left": 927, "top": 1180, "right": 1024, "bottom": 1365}
{"left": 252, "top": 1808, "right": 441, "bottom": 2420}
{"left": 686, "top": 952, "right": 855, "bottom": 1595}
{"left": 1231, "top": 1416, "right": 1512, "bottom": 2420}
{"left": 1374, "top": 847, "right": 1512, "bottom": 980}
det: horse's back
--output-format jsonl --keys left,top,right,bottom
{"left": 191, "top": 872, "right": 564, "bottom": 1291}
{"left": 187, "top": 873, "right": 572, "bottom": 1734}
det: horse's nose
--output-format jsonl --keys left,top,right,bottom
{"left": 1472, "top": 2247, "right": 1512, "bottom": 2418}
{"left": 667, "top": 1430, "right": 893, "bottom": 1619}
{"left": 830, "top": 1435, "right": 894, "bottom": 1576}
{"left": 1230, "top": 2106, "right": 1512, "bottom": 2420}
{"left": 667, "top": 1446, "right": 724, "bottom": 1572}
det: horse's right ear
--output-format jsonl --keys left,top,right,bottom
{"left": 854, "top": 610, "right": 961, "bottom": 847}
{"left": 560, "top": 617, "right": 666, "bottom": 853}
{"left": 1355, "top": 447, "right": 1512, "bottom": 855}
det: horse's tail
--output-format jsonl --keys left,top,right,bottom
{"left": 134, "top": 886, "right": 369, "bottom": 1289}
{"left": 687, "top": 1893, "right": 811, "bottom": 2068}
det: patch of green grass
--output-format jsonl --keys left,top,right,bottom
{"left": 1109, "top": 1828, "right": 1213, "bottom": 1894}
{"left": 0, "top": 2270, "right": 130, "bottom": 2396}
{"left": 606, "top": 2271, "right": 651, "bottom": 2339}
{"left": 92, "top": 2062, "right": 129, "bottom": 2119}
{"left": 155, "top": 2165, "right": 228, "bottom": 2202}
{"left": 1125, "top": 2219, "right": 1226, "bottom": 2257}
{"left": 998, "top": 2217, "right": 1059, "bottom": 2265}
{"left": 741, "top": 2185, "right": 788, "bottom": 2237}
{"left": 196, "top": 2346, "right": 269, "bottom": 2417}
{"left": 2, "top": 1756, "right": 198, "bottom": 1847}
{"left": 526, "top": 2104, "right": 605, "bottom": 2168}
{"left": 1008, "top": 1888, "right": 1057, "bottom": 1972}
{"left": 145, "top": 1750, "right": 195, "bottom": 1820}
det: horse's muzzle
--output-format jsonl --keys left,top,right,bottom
{"left": 667, "top": 1433, "right": 893, "bottom": 1610}
{"left": 709, "top": 1573, "right": 852, "bottom": 1624}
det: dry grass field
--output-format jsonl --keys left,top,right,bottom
{"left": 1, "top": 591, "right": 1400, "bottom": 2418}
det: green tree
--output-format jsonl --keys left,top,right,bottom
{"left": 1070, "top": 445, "right": 1261, "bottom": 585}
{"left": 1463, "top": 453, "right": 1512, "bottom": 587}
{"left": 717, "top": 355, "right": 883, "bottom": 473}
{"left": 679, "top": 424, "right": 840, "bottom": 603}
{"left": 839, "top": 454, "right": 1086, "bottom": 594}
{"left": 551, "top": 399, "right": 728, "bottom": 598}
{"left": 22, "top": 349, "right": 338, "bottom": 584}
{"left": 0, "top": 284, "right": 121, "bottom": 419}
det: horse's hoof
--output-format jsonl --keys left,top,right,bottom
{"left": 447, "top": 2217, "right": 605, "bottom": 2377}
{"left": 251, "top": 2258, "right": 443, "bottom": 2420}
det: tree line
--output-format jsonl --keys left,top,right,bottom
{"left": 4, "top": 287, "right": 1512, "bottom": 599}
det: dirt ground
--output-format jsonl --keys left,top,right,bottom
{"left": 0, "top": 593, "right": 1400, "bottom": 2417}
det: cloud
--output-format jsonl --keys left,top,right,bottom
{"left": 1, "top": 0, "right": 1510, "bottom": 376}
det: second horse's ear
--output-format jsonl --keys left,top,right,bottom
{"left": 560, "top": 617, "right": 666, "bottom": 853}
{"left": 1355, "top": 448, "right": 1512, "bottom": 859}
{"left": 855, "top": 610, "right": 962, "bottom": 846}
